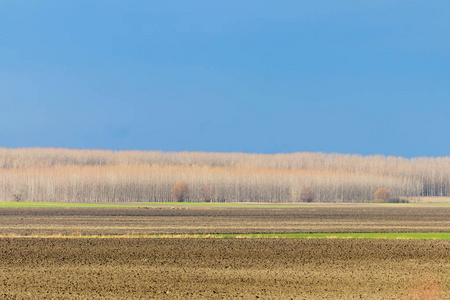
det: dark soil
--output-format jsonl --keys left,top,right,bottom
{"left": 0, "top": 238, "right": 448, "bottom": 299}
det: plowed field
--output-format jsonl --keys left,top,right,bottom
{"left": 0, "top": 238, "right": 448, "bottom": 299}
{"left": 0, "top": 205, "right": 448, "bottom": 299}
{"left": 0, "top": 205, "right": 448, "bottom": 236}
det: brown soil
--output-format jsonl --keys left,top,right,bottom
{"left": 0, "top": 205, "right": 448, "bottom": 236}
{"left": 0, "top": 238, "right": 448, "bottom": 299}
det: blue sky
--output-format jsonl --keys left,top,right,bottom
{"left": 1, "top": 1, "right": 449, "bottom": 157}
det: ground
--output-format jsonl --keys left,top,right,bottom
{"left": 0, "top": 203, "right": 448, "bottom": 299}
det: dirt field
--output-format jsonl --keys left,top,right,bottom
{"left": 0, "top": 205, "right": 448, "bottom": 299}
{"left": 0, "top": 205, "right": 448, "bottom": 236}
{"left": 0, "top": 238, "right": 448, "bottom": 299}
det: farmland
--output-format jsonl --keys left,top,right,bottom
{"left": 0, "top": 238, "right": 448, "bottom": 299}
{"left": 0, "top": 203, "right": 448, "bottom": 236}
{"left": 0, "top": 204, "right": 448, "bottom": 299}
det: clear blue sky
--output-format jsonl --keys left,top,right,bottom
{"left": 1, "top": 1, "right": 449, "bottom": 157}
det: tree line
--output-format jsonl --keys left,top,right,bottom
{"left": 0, "top": 148, "right": 448, "bottom": 203}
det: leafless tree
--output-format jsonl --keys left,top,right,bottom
{"left": 200, "top": 183, "right": 213, "bottom": 202}
{"left": 374, "top": 188, "right": 390, "bottom": 203}
{"left": 171, "top": 181, "right": 189, "bottom": 202}
{"left": 300, "top": 187, "right": 315, "bottom": 202}
{"left": 0, "top": 148, "right": 449, "bottom": 203}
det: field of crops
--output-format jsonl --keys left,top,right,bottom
{"left": 0, "top": 203, "right": 448, "bottom": 299}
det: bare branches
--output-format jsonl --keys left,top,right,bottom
{"left": 0, "top": 148, "right": 449, "bottom": 203}
{"left": 374, "top": 188, "right": 390, "bottom": 203}
{"left": 300, "top": 187, "right": 315, "bottom": 203}
{"left": 171, "top": 181, "right": 189, "bottom": 202}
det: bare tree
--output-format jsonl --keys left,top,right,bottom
{"left": 200, "top": 183, "right": 212, "bottom": 202}
{"left": 374, "top": 187, "right": 389, "bottom": 203}
{"left": 300, "top": 187, "right": 315, "bottom": 202}
{"left": 1, "top": 148, "right": 449, "bottom": 203}
{"left": 171, "top": 181, "right": 189, "bottom": 202}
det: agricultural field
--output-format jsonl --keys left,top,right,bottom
{"left": 0, "top": 203, "right": 448, "bottom": 236}
{"left": 0, "top": 238, "right": 448, "bottom": 299}
{"left": 0, "top": 203, "right": 448, "bottom": 299}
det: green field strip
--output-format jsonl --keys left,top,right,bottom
{"left": 0, "top": 202, "right": 140, "bottom": 208}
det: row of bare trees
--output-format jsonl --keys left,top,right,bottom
{"left": 0, "top": 148, "right": 448, "bottom": 203}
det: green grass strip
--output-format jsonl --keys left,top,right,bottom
{"left": 0, "top": 202, "right": 139, "bottom": 208}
